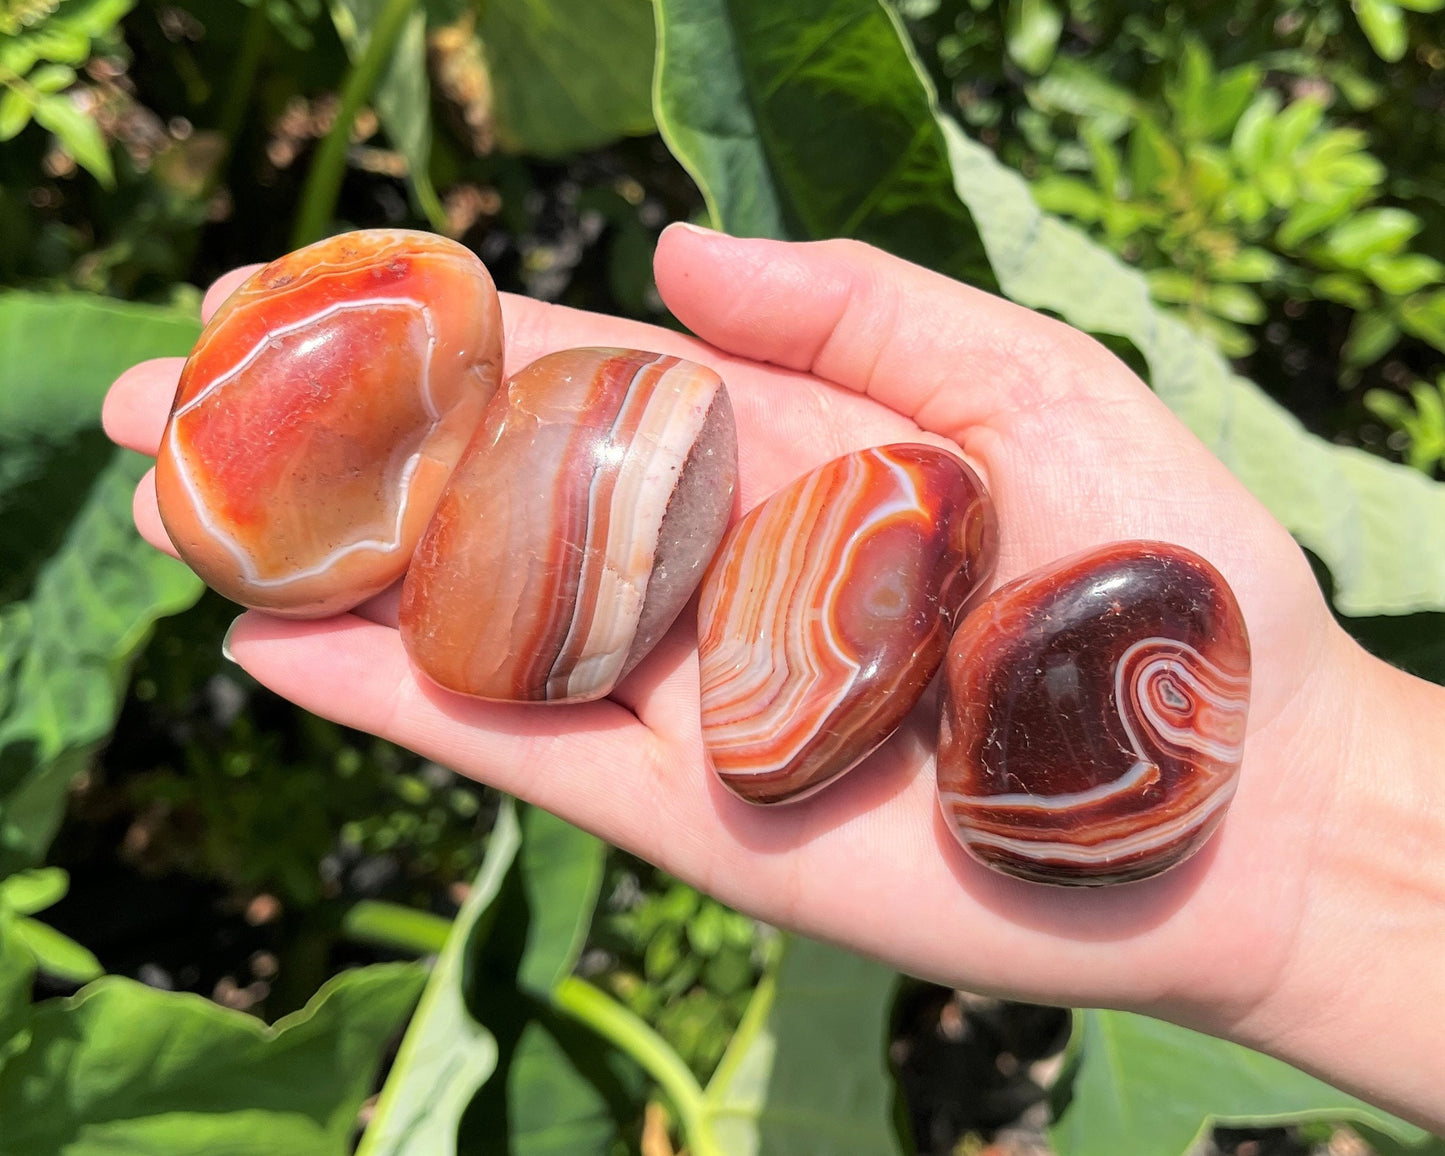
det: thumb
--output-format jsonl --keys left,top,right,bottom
{"left": 653, "top": 224, "right": 1151, "bottom": 441}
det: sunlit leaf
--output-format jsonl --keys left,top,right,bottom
{"left": 1050, "top": 1010, "right": 1430, "bottom": 1156}
{"left": 0, "top": 293, "right": 204, "bottom": 876}
{"left": 356, "top": 800, "right": 521, "bottom": 1156}
{"left": 0, "top": 963, "right": 424, "bottom": 1155}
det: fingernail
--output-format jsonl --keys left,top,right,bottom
{"left": 221, "top": 615, "right": 241, "bottom": 664}
{"left": 664, "top": 219, "right": 721, "bottom": 239}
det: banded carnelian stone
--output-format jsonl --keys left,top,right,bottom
{"left": 698, "top": 445, "right": 997, "bottom": 804}
{"left": 400, "top": 347, "right": 737, "bottom": 703}
{"left": 156, "top": 229, "right": 502, "bottom": 617}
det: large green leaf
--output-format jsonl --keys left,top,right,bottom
{"left": 508, "top": 1018, "right": 616, "bottom": 1156}
{"left": 650, "top": 0, "right": 1445, "bottom": 617}
{"left": 940, "top": 119, "right": 1445, "bottom": 615}
{"left": 1051, "top": 1011, "right": 1432, "bottom": 1156}
{"left": 0, "top": 962, "right": 424, "bottom": 1156}
{"left": 703, "top": 934, "right": 901, "bottom": 1156}
{"left": 516, "top": 805, "right": 607, "bottom": 998}
{"left": 0, "top": 293, "right": 204, "bottom": 875}
{"left": 356, "top": 798, "right": 521, "bottom": 1156}
{"left": 479, "top": 0, "right": 656, "bottom": 157}
{"left": 652, "top": 0, "right": 991, "bottom": 285}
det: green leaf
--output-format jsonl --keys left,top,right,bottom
{"left": 1200, "top": 64, "right": 1263, "bottom": 140}
{"left": 1030, "top": 56, "right": 1136, "bottom": 133}
{"left": 1205, "top": 283, "right": 1266, "bottom": 325}
{"left": 1353, "top": 0, "right": 1408, "bottom": 61}
{"left": 31, "top": 92, "right": 113, "bottom": 187}
{"left": 0, "top": 866, "right": 68, "bottom": 916}
{"left": 508, "top": 1019, "right": 615, "bottom": 1156}
{"left": 11, "top": 917, "right": 102, "bottom": 984}
{"left": 0, "top": 293, "right": 204, "bottom": 875}
{"left": 1278, "top": 198, "right": 1354, "bottom": 249}
{"left": 480, "top": 0, "right": 656, "bottom": 157}
{"left": 0, "top": 963, "right": 425, "bottom": 1156}
{"left": 703, "top": 934, "right": 901, "bottom": 1155}
{"left": 1029, "top": 174, "right": 1104, "bottom": 222}
{"left": 941, "top": 118, "right": 1445, "bottom": 615}
{"left": 329, "top": 0, "right": 446, "bottom": 231}
{"left": 1400, "top": 290, "right": 1445, "bottom": 351}
{"left": 0, "top": 0, "right": 134, "bottom": 75}
{"left": 1050, "top": 1010, "right": 1430, "bottom": 1156}
{"left": 1342, "top": 311, "right": 1401, "bottom": 367}
{"left": 27, "top": 63, "right": 78, "bottom": 93}
{"left": 517, "top": 806, "right": 606, "bottom": 998}
{"left": 1211, "top": 247, "right": 1279, "bottom": 284}
{"left": 1004, "top": 0, "right": 1062, "bottom": 75}
{"left": 0, "top": 913, "right": 36, "bottom": 1058}
{"left": 1230, "top": 91, "right": 1280, "bottom": 174}
{"left": 1365, "top": 252, "right": 1445, "bottom": 297}
{"left": 0, "top": 88, "right": 35, "bottom": 140}
{"left": 1128, "top": 116, "right": 1182, "bottom": 193}
{"left": 652, "top": 0, "right": 992, "bottom": 285}
{"left": 356, "top": 799, "right": 521, "bottom": 1156}
{"left": 1324, "top": 208, "right": 1422, "bottom": 266}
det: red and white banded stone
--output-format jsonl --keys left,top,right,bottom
{"left": 400, "top": 347, "right": 737, "bottom": 703}
{"left": 937, "top": 541, "right": 1251, "bottom": 886}
{"left": 156, "top": 229, "right": 502, "bottom": 617}
{"left": 698, "top": 444, "right": 997, "bottom": 804}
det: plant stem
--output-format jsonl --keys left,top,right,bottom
{"left": 292, "top": 0, "right": 417, "bottom": 247}
{"left": 552, "top": 976, "right": 724, "bottom": 1156}
{"left": 217, "top": 3, "right": 269, "bottom": 157}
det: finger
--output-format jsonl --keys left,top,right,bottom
{"left": 653, "top": 225, "right": 1154, "bottom": 441}
{"left": 498, "top": 291, "right": 959, "bottom": 508}
{"left": 498, "top": 291, "right": 715, "bottom": 379}
{"left": 103, "top": 358, "right": 184, "bottom": 457}
{"left": 133, "top": 468, "right": 179, "bottom": 559}
{"left": 202, "top": 265, "right": 262, "bottom": 322}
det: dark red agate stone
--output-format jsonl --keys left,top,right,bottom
{"left": 937, "top": 541, "right": 1251, "bottom": 886}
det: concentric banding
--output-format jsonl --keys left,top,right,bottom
{"left": 699, "top": 444, "right": 997, "bottom": 805}
{"left": 399, "top": 347, "right": 738, "bottom": 704}
{"left": 156, "top": 228, "right": 503, "bottom": 617}
{"left": 936, "top": 541, "right": 1251, "bottom": 886}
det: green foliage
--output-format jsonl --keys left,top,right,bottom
{"left": 0, "top": 868, "right": 101, "bottom": 985}
{"left": 592, "top": 867, "right": 764, "bottom": 1081}
{"left": 654, "top": 0, "right": 993, "bottom": 285}
{"left": 356, "top": 801, "right": 518, "bottom": 1155}
{"left": 1366, "top": 372, "right": 1445, "bottom": 474}
{"left": 1051, "top": 1010, "right": 1433, "bottom": 1155}
{"left": 0, "top": 961, "right": 423, "bottom": 1155}
{"left": 1025, "top": 36, "right": 1441, "bottom": 368}
{"left": 0, "top": 0, "right": 131, "bottom": 186}
{"left": 0, "top": 292, "right": 203, "bottom": 875}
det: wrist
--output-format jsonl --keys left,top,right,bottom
{"left": 1231, "top": 626, "right": 1445, "bottom": 1131}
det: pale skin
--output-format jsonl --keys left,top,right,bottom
{"left": 103, "top": 225, "right": 1445, "bottom": 1133}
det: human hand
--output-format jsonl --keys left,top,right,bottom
{"left": 103, "top": 226, "right": 1444, "bottom": 1129}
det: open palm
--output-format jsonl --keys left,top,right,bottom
{"left": 103, "top": 226, "right": 1352, "bottom": 1048}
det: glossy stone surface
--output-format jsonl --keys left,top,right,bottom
{"left": 156, "top": 229, "right": 503, "bottom": 617}
{"left": 400, "top": 347, "right": 737, "bottom": 703}
{"left": 699, "top": 444, "right": 997, "bottom": 805}
{"left": 937, "top": 541, "right": 1251, "bottom": 886}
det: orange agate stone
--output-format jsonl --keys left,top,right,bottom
{"left": 698, "top": 445, "right": 997, "bottom": 804}
{"left": 400, "top": 348, "right": 737, "bottom": 703}
{"left": 156, "top": 229, "right": 502, "bottom": 617}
